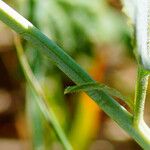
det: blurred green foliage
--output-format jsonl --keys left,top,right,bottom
{"left": 15, "top": 0, "right": 132, "bottom": 54}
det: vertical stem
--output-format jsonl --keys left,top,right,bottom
{"left": 134, "top": 66, "right": 149, "bottom": 126}
{"left": 28, "top": 0, "right": 36, "bottom": 24}
{"left": 14, "top": 35, "right": 73, "bottom": 150}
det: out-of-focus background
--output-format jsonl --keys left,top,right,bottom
{"left": 0, "top": 0, "right": 149, "bottom": 149}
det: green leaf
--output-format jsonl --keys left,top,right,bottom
{"left": 65, "top": 82, "right": 133, "bottom": 109}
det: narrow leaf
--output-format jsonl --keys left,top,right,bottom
{"left": 65, "top": 82, "right": 133, "bottom": 109}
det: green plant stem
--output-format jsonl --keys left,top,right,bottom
{"left": 28, "top": 0, "right": 36, "bottom": 24}
{"left": 0, "top": 1, "right": 150, "bottom": 149}
{"left": 14, "top": 35, "right": 73, "bottom": 150}
{"left": 134, "top": 66, "right": 149, "bottom": 126}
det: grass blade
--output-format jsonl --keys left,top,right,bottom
{"left": 65, "top": 82, "right": 134, "bottom": 109}
{"left": 14, "top": 34, "right": 72, "bottom": 150}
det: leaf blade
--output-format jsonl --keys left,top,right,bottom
{"left": 65, "top": 82, "right": 134, "bottom": 109}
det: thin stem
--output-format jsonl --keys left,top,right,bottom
{"left": 134, "top": 66, "right": 149, "bottom": 126}
{"left": 0, "top": 1, "right": 150, "bottom": 149}
{"left": 28, "top": 0, "right": 36, "bottom": 24}
{"left": 14, "top": 34, "right": 73, "bottom": 150}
